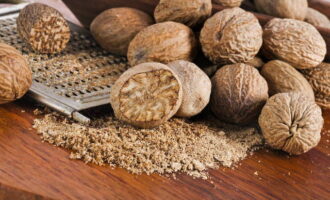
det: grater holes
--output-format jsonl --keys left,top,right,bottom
{"left": 0, "top": 17, "right": 126, "bottom": 102}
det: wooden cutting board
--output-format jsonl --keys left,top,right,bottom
{"left": 0, "top": 1, "right": 329, "bottom": 199}
{"left": 0, "top": 99, "right": 329, "bottom": 200}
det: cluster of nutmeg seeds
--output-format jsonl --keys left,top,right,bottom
{"left": 0, "top": 3, "right": 71, "bottom": 105}
{"left": 0, "top": 1, "right": 328, "bottom": 156}
{"left": 90, "top": 0, "right": 329, "bottom": 156}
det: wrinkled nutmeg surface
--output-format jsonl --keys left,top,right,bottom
{"left": 301, "top": 62, "right": 330, "bottom": 109}
{"left": 305, "top": 8, "right": 330, "bottom": 29}
{"left": 17, "top": 3, "right": 70, "bottom": 54}
{"left": 259, "top": 92, "right": 323, "bottom": 155}
{"left": 200, "top": 7, "right": 262, "bottom": 65}
{"left": 210, "top": 63, "right": 268, "bottom": 124}
{"left": 261, "top": 60, "right": 314, "bottom": 100}
{"left": 110, "top": 62, "right": 182, "bottom": 128}
{"left": 213, "top": 0, "right": 243, "bottom": 7}
{"left": 127, "top": 22, "right": 196, "bottom": 66}
{"left": 254, "top": 0, "right": 308, "bottom": 20}
{"left": 245, "top": 57, "right": 264, "bottom": 68}
{"left": 168, "top": 60, "right": 211, "bottom": 118}
{"left": 0, "top": 43, "right": 32, "bottom": 104}
{"left": 91, "top": 7, "right": 153, "bottom": 56}
{"left": 263, "top": 18, "right": 326, "bottom": 69}
{"left": 154, "top": 0, "right": 212, "bottom": 27}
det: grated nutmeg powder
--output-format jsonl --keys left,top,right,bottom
{"left": 33, "top": 112, "right": 263, "bottom": 179}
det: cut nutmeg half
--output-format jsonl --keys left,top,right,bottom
{"left": 110, "top": 62, "right": 183, "bottom": 128}
{"left": 17, "top": 3, "right": 70, "bottom": 54}
{"left": 259, "top": 92, "right": 323, "bottom": 155}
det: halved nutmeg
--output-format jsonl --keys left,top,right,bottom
{"left": 110, "top": 62, "right": 183, "bottom": 128}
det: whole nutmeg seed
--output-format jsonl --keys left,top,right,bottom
{"left": 261, "top": 60, "right": 314, "bottom": 100}
{"left": 202, "top": 57, "right": 264, "bottom": 77}
{"left": 90, "top": 7, "right": 153, "bottom": 56}
{"left": 210, "top": 63, "right": 269, "bottom": 124}
{"left": 168, "top": 60, "right": 211, "bottom": 118}
{"left": 263, "top": 18, "right": 326, "bottom": 69}
{"left": 305, "top": 8, "right": 330, "bottom": 29}
{"left": 110, "top": 62, "right": 183, "bottom": 128}
{"left": 254, "top": 0, "right": 308, "bottom": 20}
{"left": 301, "top": 62, "right": 330, "bottom": 109}
{"left": 154, "top": 0, "right": 212, "bottom": 27}
{"left": 213, "top": 0, "right": 243, "bottom": 7}
{"left": 0, "top": 43, "right": 32, "bottom": 104}
{"left": 200, "top": 7, "right": 263, "bottom": 65}
{"left": 245, "top": 57, "right": 264, "bottom": 68}
{"left": 17, "top": 3, "right": 70, "bottom": 54}
{"left": 259, "top": 92, "right": 323, "bottom": 155}
{"left": 127, "top": 22, "right": 197, "bottom": 66}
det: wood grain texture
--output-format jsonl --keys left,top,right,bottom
{"left": 0, "top": 183, "right": 51, "bottom": 200}
{"left": 62, "top": 0, "right": 330, "bottom": 61}
{"left": 0, "top": 98, "right": 329, "bottom": 200}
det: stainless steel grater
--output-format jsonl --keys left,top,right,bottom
{"left": 0, "top": 4, "right": 129, "bottom": 123}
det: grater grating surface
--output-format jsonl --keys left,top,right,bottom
{"left": 0, "top": 10, "right": 130, "bottom": 123}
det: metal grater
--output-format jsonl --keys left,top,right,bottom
{"left": 0, "top": 4, "right": 130, "bottom": 123}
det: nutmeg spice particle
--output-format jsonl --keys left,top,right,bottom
{"left": 33, "top": 111, "right": 263, "bottom": 179}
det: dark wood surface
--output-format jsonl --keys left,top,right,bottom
{"left": 62, "top": 0, "right": 330, "bottom": 62}
{"left": 0, "top": 98, "right": 329, "bottom": 200}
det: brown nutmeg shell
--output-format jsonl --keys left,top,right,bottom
{"left": 262, "top": 18, "right": 326, "bottom": 69}
{"left": 127, "top": 22, "right": 197, "bottom": 66}
{"left": 200, "top": 7, "right": 262, "bottom": 65}
{"left": 0, "top": 43, "right": 32, "bottom": 104}
{"left": 91, "top": 7, "right": 153, "bottom": 56}
{"left": 259, "top": 92, "right": 323, "bottom": 155}
{"left": 261, "top": 60, "right": 315, "bottom": 100}
{"left": 154, "top": 0, "right": 212, "bottom": 27}
{"left": 301, "top": 62, "right": 330, "bottom": 109}
{"left": 210, "top": 63, "right": 269, "bottom": 124}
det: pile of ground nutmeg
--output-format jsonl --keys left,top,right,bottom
{"left": 33, "top": 111, "right": 264, "bottom": 179}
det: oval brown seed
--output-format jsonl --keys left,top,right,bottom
{"left": 259, "top": 92, "right": 323, "bottom": 155}
{"left": 210, "top": 63, "right": 268, "bottom": 124}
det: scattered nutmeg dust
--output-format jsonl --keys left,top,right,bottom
{"left": 33, "top": 112, "right": 263, "bottom": 179}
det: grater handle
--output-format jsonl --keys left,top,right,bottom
{"left": 72, "top": 111, "right": 90, "bottom": 124}
{"left": 28, "top": 89, "right": 91, "bottom": 124}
